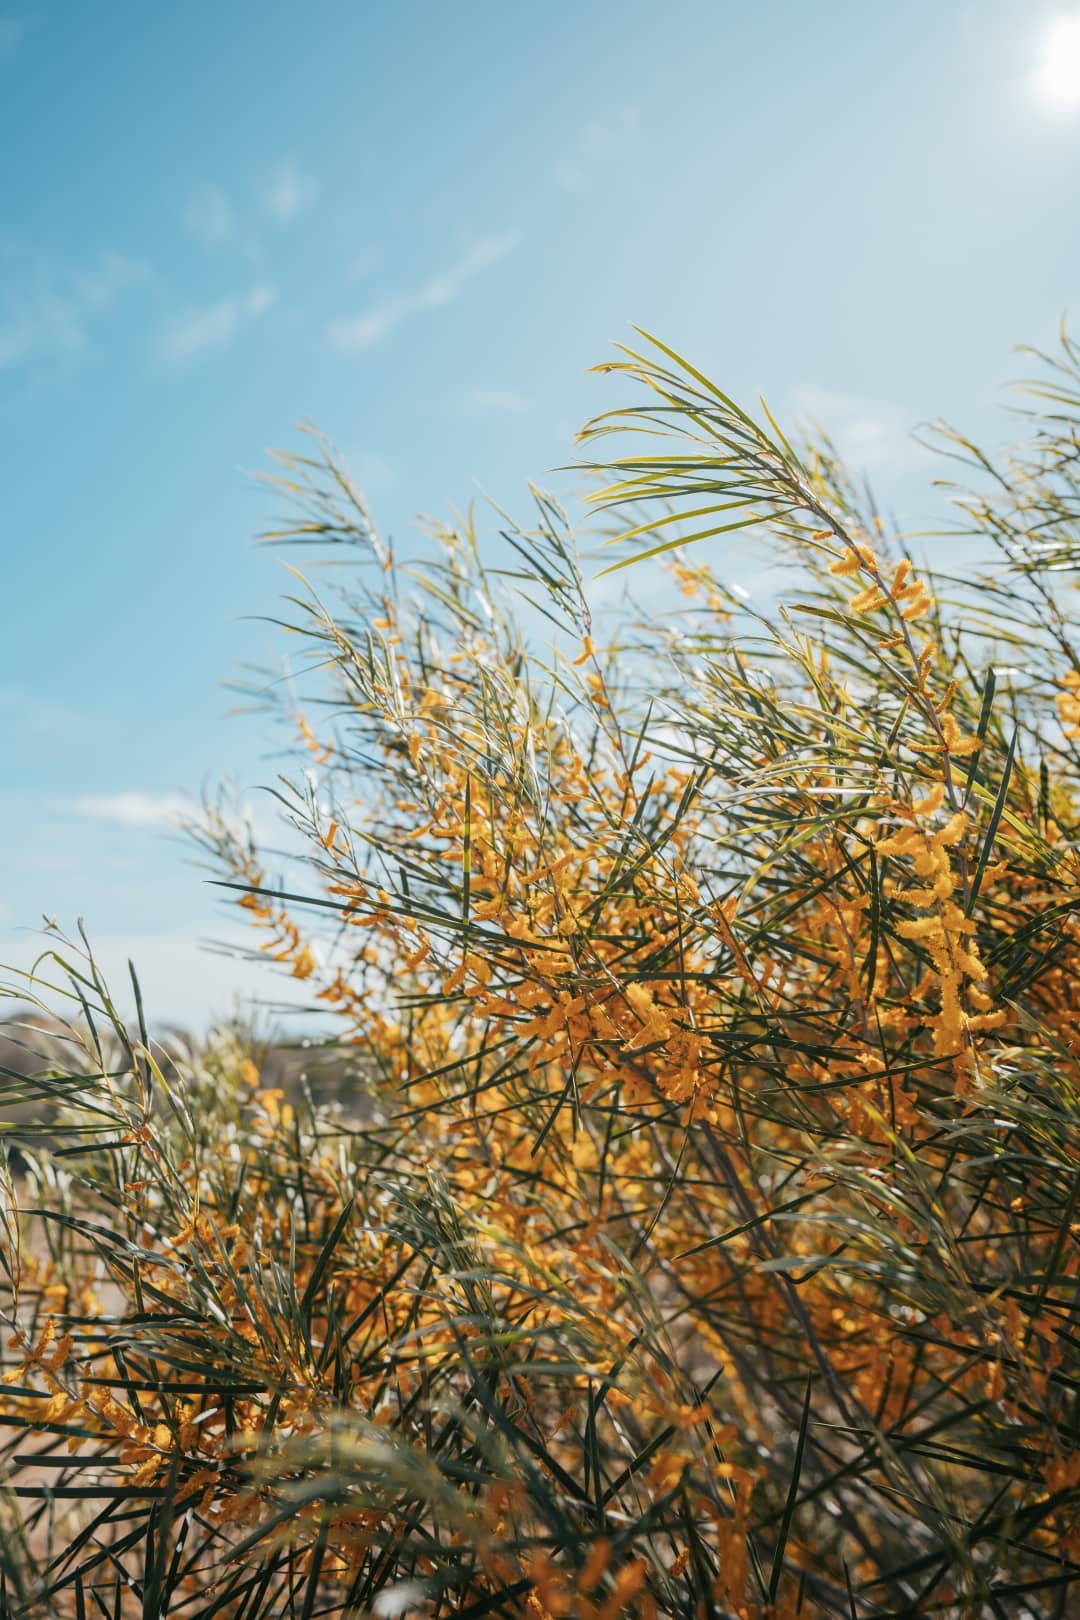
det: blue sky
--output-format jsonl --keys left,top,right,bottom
{"left": 2, "top": 0, "right": 1080, "bottom": 1027}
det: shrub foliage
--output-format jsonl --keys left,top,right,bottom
{"left": 2, "top": 333, "right": 1080, "bottom": 1616}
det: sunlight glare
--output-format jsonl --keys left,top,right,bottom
{"left": 1035, "top": 14, "right": 1080, "bottom": 108}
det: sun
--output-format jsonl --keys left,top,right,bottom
{"left": 1035, "top": 14, "right": 1080, "bottom": 108}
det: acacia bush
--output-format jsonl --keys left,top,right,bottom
{"left": 2, "top": 332, "right": 1079, "bottom": 1618}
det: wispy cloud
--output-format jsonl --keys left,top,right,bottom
{"left": 67, "top": 792, "right": 189, "bottom": 829}
{"left": 556, "top": 107, "right": 639, "bottom": 194}
{"left": 160, "top": 284, "right": 275, "bottom": 365}
{"left": 329, "top": 232, "right": 519, "bottom": 352}
{"left": 184, "top": 184, "right": 237, "bottom": 246}
{"left": 463, "top": 385, "right": 532, "bottom": 415}
{"left": 0, "top": 925, "right": 281, "bottom": 1029}
{"left": 0, "top": 687, "right": 81, "bottom": 741}
{"left": 0, "top": 13, "right": 30, "bottom": 62}
{"left": 72, "top": 250, "right": 148, "bottom": 309}
{"left": 262, "top": 159, "right": 320, "bottom": 223}
{"left": 347, "top": 450, "right": 395, "bottom": 490}
{"left": 790, "top": 386, "right": 927, "bottom": 473}
{"left": 0, "top": 246, "right": 149, "bottom": 373}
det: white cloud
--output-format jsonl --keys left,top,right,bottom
{"left": 60, "top": 788, "right": 279, "bottom": 843}
{"left": 262, "top": 159, "right": 320, "bottom": 223}
{"left": 0, "top": 926, "right": 293, "bottom": 1032}
{"left": 0, "top": 246, "right": 150, "bottom": 373}
{"left": 556, "top": 107, "right": 639, "bottom": 194}
{"left": 463, "top": 385, "right": 532, "bottom": 415}
{"left": 790, "top": 386, "right": 928, "bottom": 473}
{"left": 184, "top": 184, "right": 237, "bottom": 246}
{"left": 161, "top": 283, "right": 276, "bottom": 364}
{"left": 329, "top": 232, "right": 519, "bottom": 352}
{"left": 67, "top": 792, "right": 189, "bottom": 829}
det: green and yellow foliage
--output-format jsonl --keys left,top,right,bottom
{"left": 2, "top": 332, "right": 1080, "bottom": 1616}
